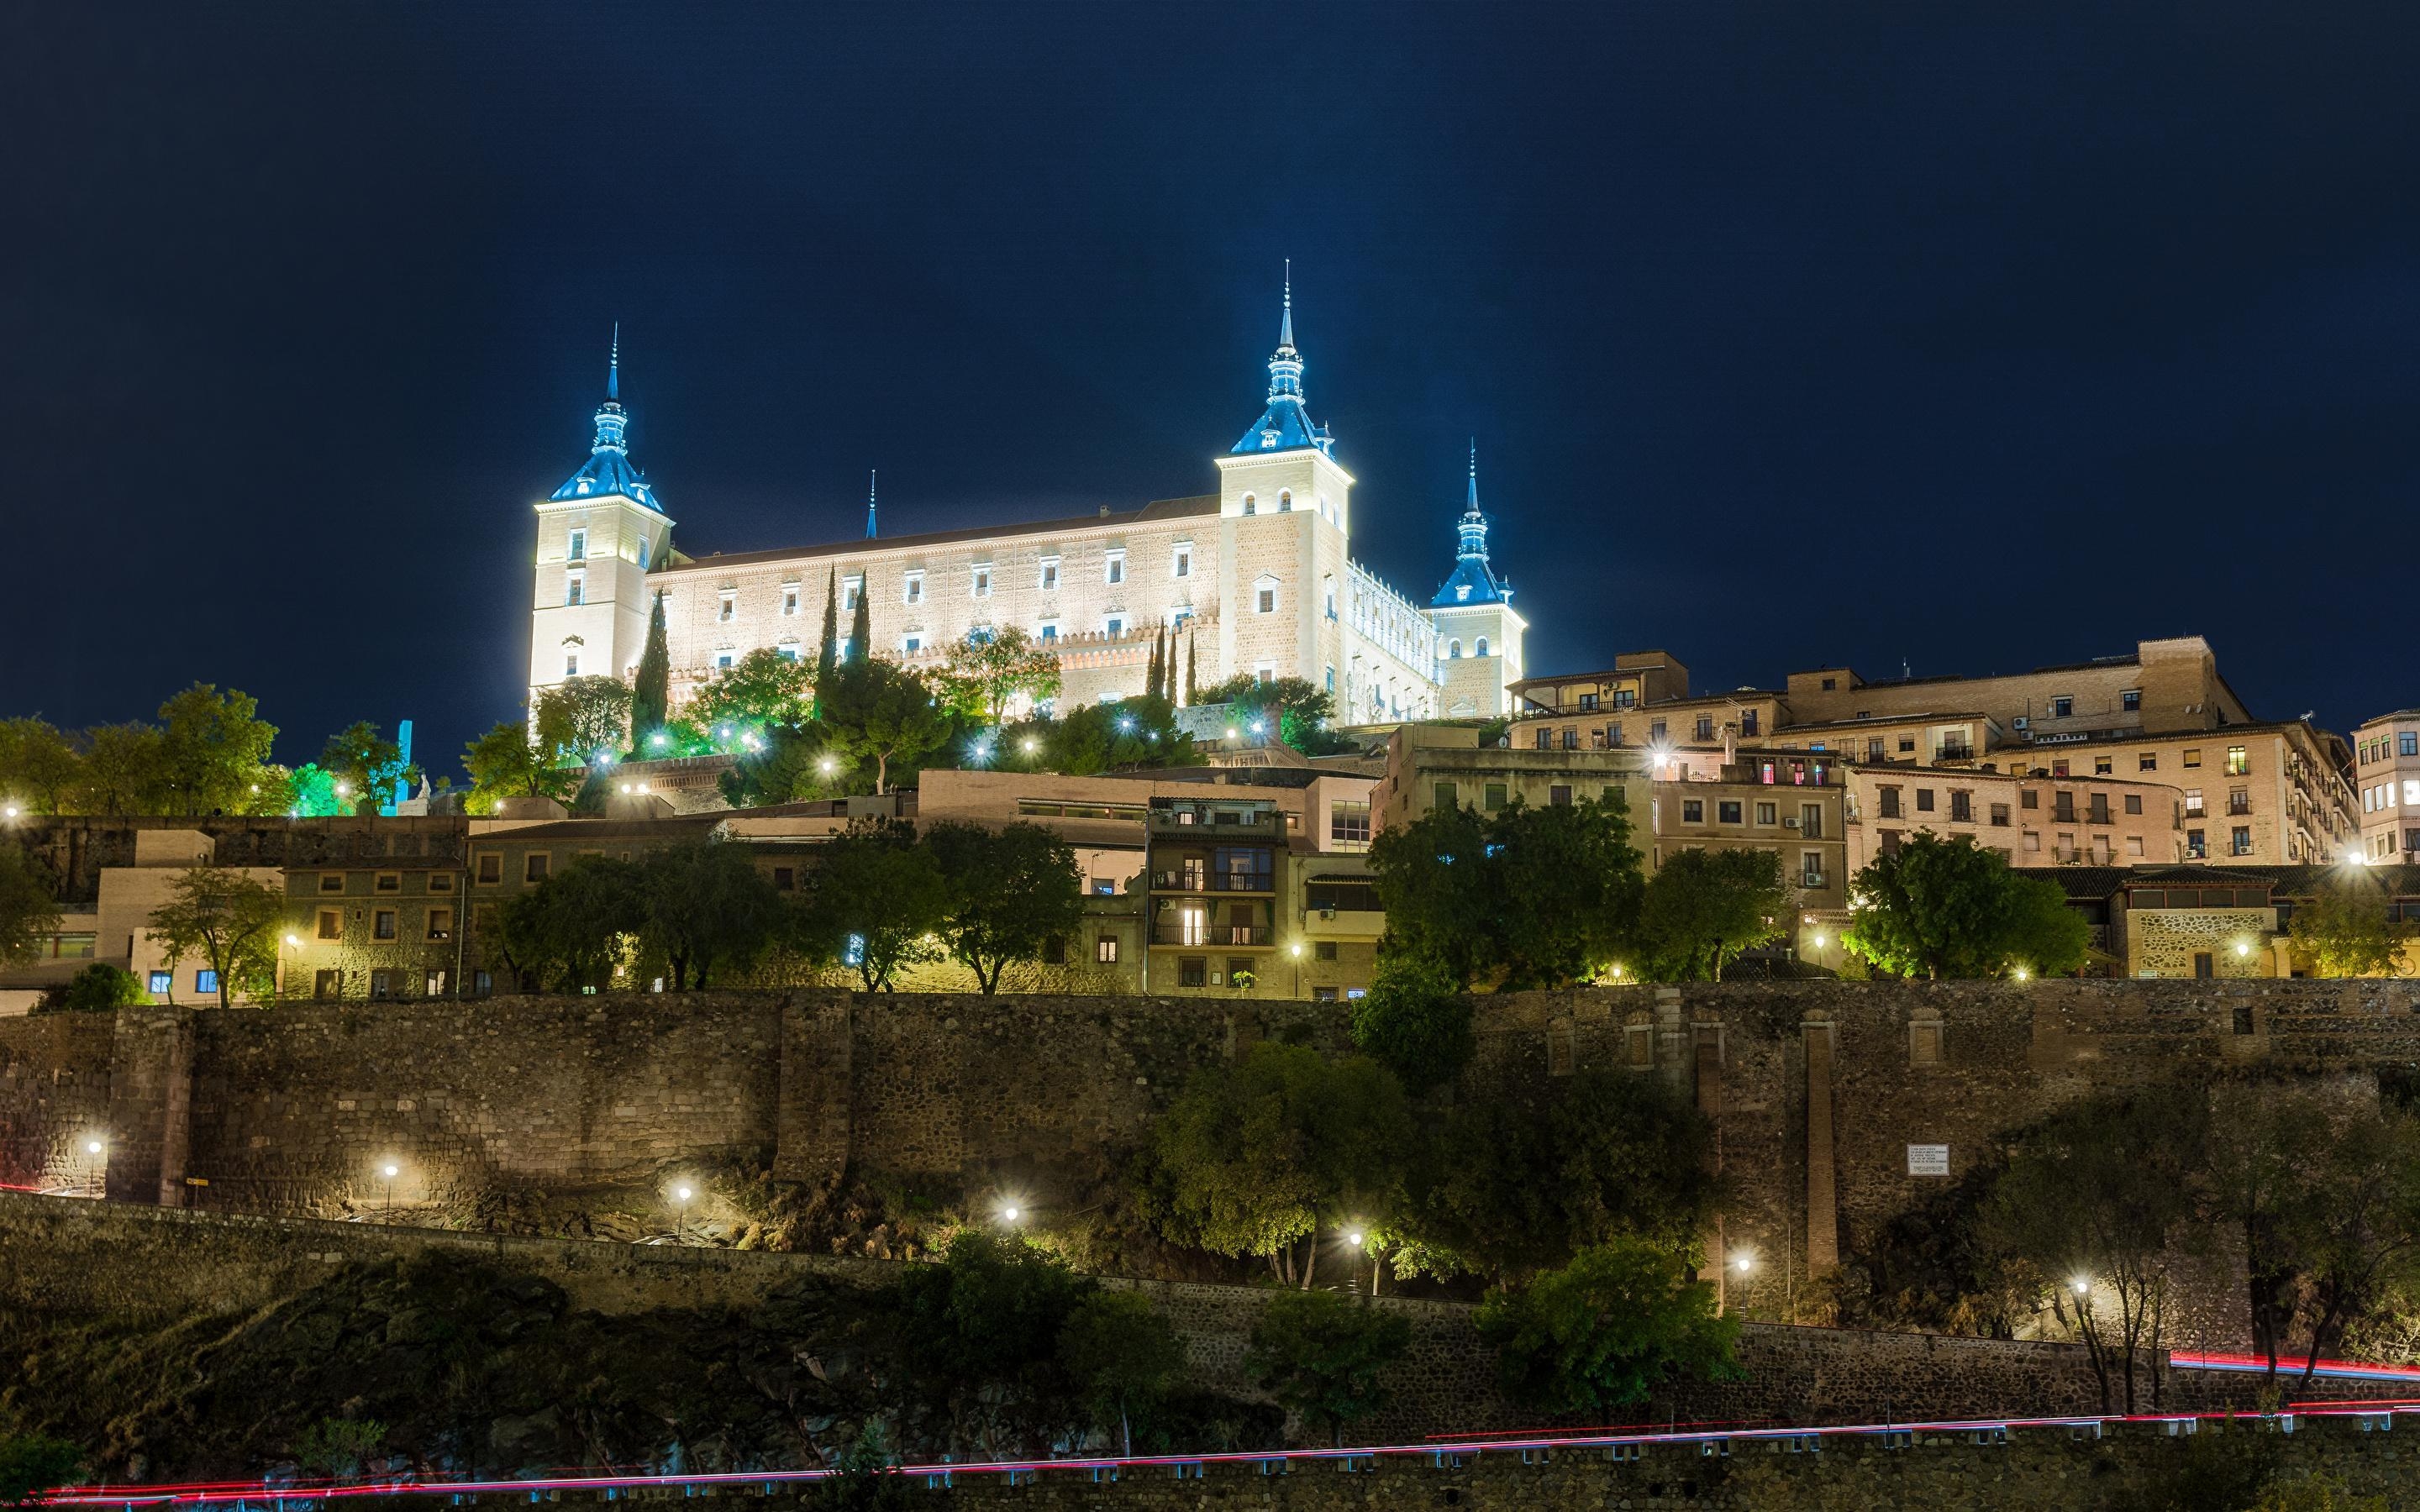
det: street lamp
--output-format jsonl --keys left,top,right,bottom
{"left": 381, "top": 1163, "right": 399, "bottom": 1223}
{"left": 1001, "top": 1205, "right": 1021, "bottom": 1223}
{"left": 675, "top": 1184, "right": 694, "bottom": 1245}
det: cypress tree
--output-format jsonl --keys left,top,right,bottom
{"left": 1145, "top": 627, "right": 1165, "bottom": 701}
{"left": 816, "top": 567, "right": 839, "bottom": 685}
{"left": 847, "top": 575, "right": 872, "bottom": 663}
{"left": 1184, "top": 632, "right": 1197, "bottom": 705}
{"left": 630, "top": 591, "right": 671, "bottom": 741}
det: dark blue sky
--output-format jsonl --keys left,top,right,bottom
{"left": 5, "top": 3, "right": 2415, "bottom": 770}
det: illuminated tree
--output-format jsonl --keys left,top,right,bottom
{"left": 935, "top": 627, "right": 1061, "bottom": 724}
{"left": 1844, "top": 832, "right": 2088, "bottom": 979}
{"left": 797, "top": 817, "right": 948, "bottom": 990}
{"left": 460, "top": 722, "right": 575, "bottom": 812}
{"left": 1370, "top": 794, "right": 1643, "bottom": 990}
{"left": 0, "top": 718, "right": 80, "bottom": 814}
{"left": 497, "top": 855, "right": 643, "bottom": 993}
{"left": 923, "top": 821, "right": 1085, "bottom": 993}
{"left": 319, "top": 721, "right": 417, "bottom": 811}
{"left": 282, "top": 763, "right": 346, "bottom": 818}
{"left": 689, "top": 648, "right": 813, "bottom": 734}
{"left": 532, "top": 676, "right": 633, "bottom": 764}
{"left": 155, "top": 684, "right": 280, "bottom": 816}
{"left": 847, "top": 581, "right": 871, "bottom": 664}
{"left": 817, "top": 659, "right": 950, "bottom": 794}
{"left": 815, "top": 566, "right": 840, "bottom": 693}
{"left": 634, "top": 837, "right": 785, "bottom": 990}
{"left": 2290, "top": 869, "right": 2412, "bottom": 978}
{"left": 0, "top": 845, "right": 62, "bottom": 969}
{"left": 1195, "top": 675, "right": 1348, "bottom": 755}
{"left": 72, "top": 723, "right": 166, "bottom": 816}
{"left": 145, "top": 865, "right": 283, "bottom": 1007}
{"left": 630, "top": 590, "right": 672, "bottom": 741}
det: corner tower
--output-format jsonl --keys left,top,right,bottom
{"left": 1211, "top": 269, "right": 1355, "bottom": 695}
{"left": 527, "top": 329, "right": 675, "bottom": 701}
{"left": 1429, "top": 444, "right": 1525, "bottom": 717}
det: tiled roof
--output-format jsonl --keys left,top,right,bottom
{"left": 654, "top": 496, "right": 1219, "bottom": 575}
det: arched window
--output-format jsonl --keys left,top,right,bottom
{"left": 1476, "top": 637, "right": 1490, "bottom": 658}
{"left": 1277, "top": 490, "right": 1292, "bottom": 512}
{"left": 1240, "top": 494, "right": 1257, "bottom": 516}
{"left": 1449, "top": 639, "right": 1463, "bottom": 659}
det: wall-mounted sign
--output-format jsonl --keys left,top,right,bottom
{"left": 1907, "top": 1144, "right": 1950, "bottom": 1176}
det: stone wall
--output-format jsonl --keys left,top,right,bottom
{"left": 16, "top": 979, "right": 2420, "bottom": 1348}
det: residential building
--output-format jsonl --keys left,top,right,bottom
{"left": 526, "top": 285, "right": 1528, "bottom": 724}
{"left": 281, "top": 853, "right": 471, "bottom": 1002}
{"left": 1845, "top": 764, "right": 2186, "bottom": 872}
{"left": 1375, "top": 722, "right": 1650, "bottom": 833}
{"left": 1506, "top": 650, "right": 1691, "bottom": 727}
{"left": 2351, "top": 710, "right": 2420, "bottom": 864}
{"left": 1647, "top": 754, "right": 1849, "bottom": 958}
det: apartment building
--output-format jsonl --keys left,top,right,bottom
{"left": 1848, "top": 765, "right": 2187, "bottom": 872}
{"left": 1375, "top": 722, "right": 1651, "bottom": 832}
{"left": 1507, "top": 651, "right": 1692, "bottom": 724}
{"left": 1646, "top": 754, "right": 1849, "bottom": 919}
{"left": 2351, "top": 710, "right": 2420, "bottom": 864}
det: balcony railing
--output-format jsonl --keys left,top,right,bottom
{"left": 2228, "top": 799, "right": 2253, "bottom": 816}
{"left": 1150, "top": 871, "right": 1275, "bottom": 893}
{"left": 1153, "top": 925, "right": 1273, "bottom": 947}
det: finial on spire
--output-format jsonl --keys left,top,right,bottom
{"left": 1280, "top": 260, "right": 1294, "bottom": 351}
{"left": 865, "top": 469, "right": 878, "bottom": 539}
{"left": 1468, "top": 438, "right": 1478, "bottom": 508}
{"left": 608, "top": 323, "right": 620, "bottom": 402}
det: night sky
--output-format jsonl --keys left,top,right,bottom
{"left": 6, "top": 3, "right": 2416, "bottom": 773}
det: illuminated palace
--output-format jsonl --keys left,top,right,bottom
{"left": 523, "top": 285, "right": 1528, "bottom": 723}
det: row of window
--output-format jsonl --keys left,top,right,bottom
{"left": 313, "top": 871, "right": 453, "bottom": 895}
{"left": 702, "top": 547, "right": 1200, "bottom": 625}
{"left": 564, "top": 528, "right": 655, "bottom": 571}
{"left": 2361, "top": 779, "right": 2420, "bottom": 813}
{"left": 1443, "top": 637, "right": 1491, "bottom": 659}
{"left": 1875, "top": 787, "right": 2154, "bottom": 823}
{"left": 310, "top": 906, "right": 453, "bottom": 942}
{"left": 1435, "top": 780, "right": 1618, "bottom": 811}
{"left": 2358, "top": 731, "right": 2419, "bottom": 766}
{"left": 1674, "top": 797, "right": 1829, "bottom": 835}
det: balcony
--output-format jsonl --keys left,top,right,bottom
{"left": 2228, "top": 799, "right": 2253, "bottom": 816}
{"left": 1149, "top": 806, "right": 1280, "bottom": 835}
{"left": 1936, "top": 743, "right": 1976, "bottom": 764}
{"left": 1153, "top": 925, "right": 1273, "bottom": 947}
{"left": 1150, "top": 870, "right": 1275, "bottom": 894}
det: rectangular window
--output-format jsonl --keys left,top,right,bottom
{"left": 1102, "top": 617, "right": 1124, "bottom": 638}
{"left": 565, "top": 571, "right": 584, "bottom": 606}
{"left": 1179, "top": 958, "right": 1207, "bottom": 988}
{"left": 1172, "top": 544, "right": 1192, "bottom": 579}
{"left": 1681, "top": 799, "right": 1704, "bottom": 823}
{"left": 972, "top": 564, "right": 992, "bottom": 598}
{"left": 1741, "top": 710, "right": 1760, "bottom": 736}
{"left": 316, "top": 908, "right": 342, "bottom": 941}
{"left": 1718, "top": 800, "right": 1744, "bottom": 824}
{"left": 1694, "top": 717, "right": 1714, "bottom": 740}
{"left": 424, "top": 969, "right": 448, "bottom": 998}
{"left": 566, "top": 528, "right": 587, "bottom": 562}
{"left": 375, "top": 872, "right": 400, "bottom": 893}
{"left": 1096, "top": 934, "right": 1119, "bottom": 964}
{"left": 2088, "top": 794, "right": 2112, "bottom": 824}
{"left": 2403, "top": 732, "right": 2418, "bottom": 758}
{"left": 1535, "top": 727, "right": 1553, "bottom": 750}
{"left": 1578, "top": 692, "right": 1600, "bottom": 712}
{"left": 2054, "top": 792, "right": 2077, "bottom": 822}
{"left": 1561, "top": 728, "right": 1580, "bottom": 750}
{"left": 1315, "top": 940, "right": 1339, "bottom": 962}
{"left": 1434, "top": 782, "right": 1457, "bottom": 811}
{"left": 2021, "top": 788, "right": 2039, "bottom": 809}
{"left": 2094, "top": 756, "right": 2112, "bottom": 775}
{"left": 2227, "top": 745, "right": 2249, "bottom": 776}
{"left": 1802, "top": 851, "right": 1825, "bottom": 887}
{"left": 718, "top": 591, "right": 736, "bottom": 622}
{"left": 2232, "top": 826, "right": 2254, "bottom": 856}
{"left": 313, "top": 969, "right": 339, "bottom": 1000}
{"left": 318, "top": 872, "right": 345, "bottom": 893}
{"left": 1898, "top": 737, "right": 1917, "bottom": 753}
{"left": 1257, "top": 587, "right": 1276, "bottom": 613}
{"left": 1989, "top": 802, "right": 2010, "bottom": 826}
{"left": 2187, "top": 828, "right": 2206, "bottom": 858}
{"left": 902, "top": 571, "right": 923, "bottom": 605}
{"left": 1484, "top": 783, "right": 1508, "bottom": 810}
{"left": 771, "top": 866, "right": 796, "bottom": 892}
{"left": 782, "top": 585, "right": 800, "bottom": 616}
{"left": 524, "top": 853, "right": 550, "bottom": 883}
{"left": 564, "top": 652, "right": 581, "bottom": 678}
{"left": 2185, "top": 788, "right": 2203, "bottom": 815}
{"left": 1916, "top": 789, "right": 1935, "bottom": 812}
{"left": 476, "top": 853, "right": 501, "bottom": 885}
{"left": 370, "top": 969, "right": 393, "bottom": 1000}
{"left": 1552, "top": 785, "right": 1575, "bottom": 807}
{"left": 1039, "top": 619, "right": 1060, "bottom": 642}
{"left": 2052, "top": 696, "right": 2074, "bottom": 718}
{"left": 1104, "top": 550, "right": 1126, "bottom": 585}
{"left": 2184, "top": 748, "right": 2202, "bottom": 768}
{"left": 425, "top": 907, "right": 452, "bottom": 941}
{"left": 2123, "top": 690, "right": 2141, "bottom": 712}
{"left": 1754, "top": 801, "right": 1777, "bottom": 824}
{"left": 1949, "top": 791, "right": 1971, "bottom": 822}
{"left": 428, "top": 872, "right": 452, "bottom": 894}
{"left": 373, "top": 910, "right": 397, "bottom": 941}
{"left": 1802, "top": 802, "right": 1824, "bottom": 837}
{"left": 1878, "top": 788, "right": 1902, "bottom": 818}
{"left": 1039, "top": 557, "right": 1060, "bottom": 591}
{"left": 2127, "top": 836, "right": 2145, "bottom": 857}
{"left": 2124, "top": 793, "right": 2144, "bottom": 815}
{"left": 195, "top": 969, "right": 219, "bottom": 995}
{"left": 1330, "top": 801, "right": 1371, "bottom": 846}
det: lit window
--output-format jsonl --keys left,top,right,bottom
{"left": 1172, "top": 544, "right": 1192, "bottom": 579}
{"left": 1039, "top": 558, "right": 1060, "bottom": 592}
{"left": 1104, "top": 617, "right": 1124, "bottom": 638}
{"left": 903, "top": 571, "right": 923, "bottom": 605}
{"left": 1449, "top": 640, "right": 1462, "bottom": 659}
{"left": 2403, "top": 732, "right": 2418, "bottom": 758}
{"left": 426, "top": 907, "right": 452, "bottom": 941}
{"left": 565, "top": 572, "right": 584, "bottom": 606}
{"left": 718, "top": 591, "right": 736, "bottom": 622}
{"left": 2227, "top": 746, "right": 2249, "bottom": 776}
{"left": 1476, "top": 637, "right": 1489, "bottom": 657}
{"left": 147, "top": 971, "right": 171, "bottom": 995}
{"left": 972, "top": 564, "right": 992, "bottom": 598}
{"left": 567, "top": 528, "right": 587, "bottom": 562}
{"left": 636, "top": 537, "right": 650, "bottom": 569}
{"left": 843, "top": 577, "right": 862, "bottom": 611}
{"left": 1257, "top": 583, "right": 1277, "bottom": 614}
{"left": 781, "top": 585, "right": 800, "bottom": 616}
{"left": 1096, "top": 934, "right": 1119, "bottom": 964}
{"left": 195, "top": 969, "right": 219, "bottom": 995}
{"left": 1240, "top": 494, "right": 1256, "bottom": 516}
{"left": 563, "top": 652, "right": 581, "bottom": 678}
{"left": 1105, "top": 550, "right": 1125, "bottom": 585}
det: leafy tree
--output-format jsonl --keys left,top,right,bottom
{"left": 0, "top": 1434, "right": 81, "bottom": 1509}
{"left": 1476, "top": 1236, "right": 1742, "bottom": 1412}
{"left": 0, "top": 718, "right": 80, "bottom": 814}
{"left": 1634, "top": 846, "right": 1787, "bottom": 981}
{"left": 1243, "top": 1291, "right": 1411, "bottom": 1446}
{"left": 0, "top": 845, "right": 62, "bottom": 969}
{"left": 630, "top": 590, "right": 673, "bottom": 742}
{"left": 1347, "top": 955, "right": 1473, "bottom": 1093}
{"left": 74, "top": 722, "right": 165, "bottom": 816}
{"left": 718, "top": 722, "right": 852, "bottom": 807}
{"left": 1401, "top": 1070, "right": 1718, "bottom": 1282}
{"left": 155, "top": 683, "right": 279, "bottom": 816}
{"left": 293, "top": 1416, "right": 387, "bottom": 1479}
{"left": 922, "top": 821, "right": 1085, "bottom": 993}
{"left": 532, "top": 676, "right": 634, "bottom": 764}
{"left": 894, "top": 1230, "right": 1089, "bottom": 1442}
{"left": 690, "top": 647, "right": 814, "bottom": 735}
{"left": 283, "top": 763, "right": 345, "bottom": 818}
{"left": 1981, "top": 1092, "right": 2207, "bottom": 1412}
{"left": 497, "top": 854, "right": 644, "bottom": 992}
{"left": 2291, "top": 869, "right": 2412, "bottom": 978}
{"left": 798, "top": 818, "right": 948, "bottom": 990}
{"left": 145, "top": 865, "right": 283, "bottom": 1007}
{"left": 460, "top": 722, "right": 576, "bottom": 812}
{"left": 39, "top": 962, "right": 150, "bottom": 1014}
{"left": 935, "top": 627, "right": 1063, "bottom": 724}
{"left": 995, "top": 696, "right": 1198, "bottom": 776}
{"left": 1196, "top": 674, "right": 1351, "bottom": 754}
{"left": 818, "top": 659, "right": 951, "bottom": 794}
{"left": 319, "top": 721, "right": 417, "bottom": 811}
{"left": 1058, "top": 1290, "right": 1186, "bottom": 1457}
{"left": 1139, "top": 1041, "right": 1413, "bottom": 1286}
{"left": 634, "top": 837, "right": 786, "bottom": 989}
{"left": 1844, "top": 832, "right": 2089, "bottom": 979}
{"left": 1370, "top": 794, "right": 1644, "bottom": 990}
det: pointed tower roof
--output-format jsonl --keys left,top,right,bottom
{"left": 551, "top": 326, "right": 664, "bottom": 510}
{"left": 1431, "top": 441, "right": 1512, "bottom": 608}
{"left": 1230, "top": 264, "right": 1336, "bottom": 457}
{"left": 865, "top": 469, "right": 878, "bottom": 538}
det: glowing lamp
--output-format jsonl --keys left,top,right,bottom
{"left": 676, "top": 1185, "right": 693, "bottom": 1202}
{"left": 1734, "top": 1254, "right": 1754, "bottom": 1273}
{"left": 285, "top": 933, "right": 301, "bottom": 947}
{"left": 2012, "top": 967, "right": 2031, "bottom": 983}
{"left": 1347, "top": 1231, "right": 1365, "bottom": 1247}
{"left": 1290, "top": 942, "right": 1304, "bottom": 958}
{"left": 819, "top": 758, "right": 838, "bottom": 775}
{"left": 382, "top": 1163, "right": 399, "bottom": 1179}
{"left": 2235, "top": 941, "right": 2251, "bottom": 958}
{"left": 87, "top": 1139, "right": 103, "bottom": 1155}
{"left": 1002, "top": 1205, "right": 1021, "bottom": 1222}
{"left": 1811, "top": 933, "right": 1828, "bottom": 949}
{"left": 2071, "top": 1278, "right": 2089, "bottom": 1296}
{"left": 1022, "top": 739, "right": 1038, "bottom": 753}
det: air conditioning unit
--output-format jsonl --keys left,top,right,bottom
{"left": 1321, "top": 907, "right": 1335, "bottom": 920}
{"left": 1783, "top": 816, "right": 1801, "bottom": 829}
{"left": 2013, "top": 717, "right": 2031, "bottom": 731}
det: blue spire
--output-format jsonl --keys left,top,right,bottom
{"left": 549, "top": 329, "right": 660, "bottom": 509}
{"left": 866, "top": 469, "right": 878, "bottom": 539}
{"left": 1431, "top": 442, "right": 1510, "bottom": 608}
{"left": 1230, "top": 265, "right": 1334, "bottom": 456}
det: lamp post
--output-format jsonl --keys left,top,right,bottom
{"left": 381, "top": 1163, "right": 398, "bottom": 1223}
{"left": 675, "top": 1184, "right": 693, "bottom": 1246}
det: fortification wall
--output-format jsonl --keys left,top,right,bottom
{"left": 10, "top": 980, "right": 2420, "bottom": 1347}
